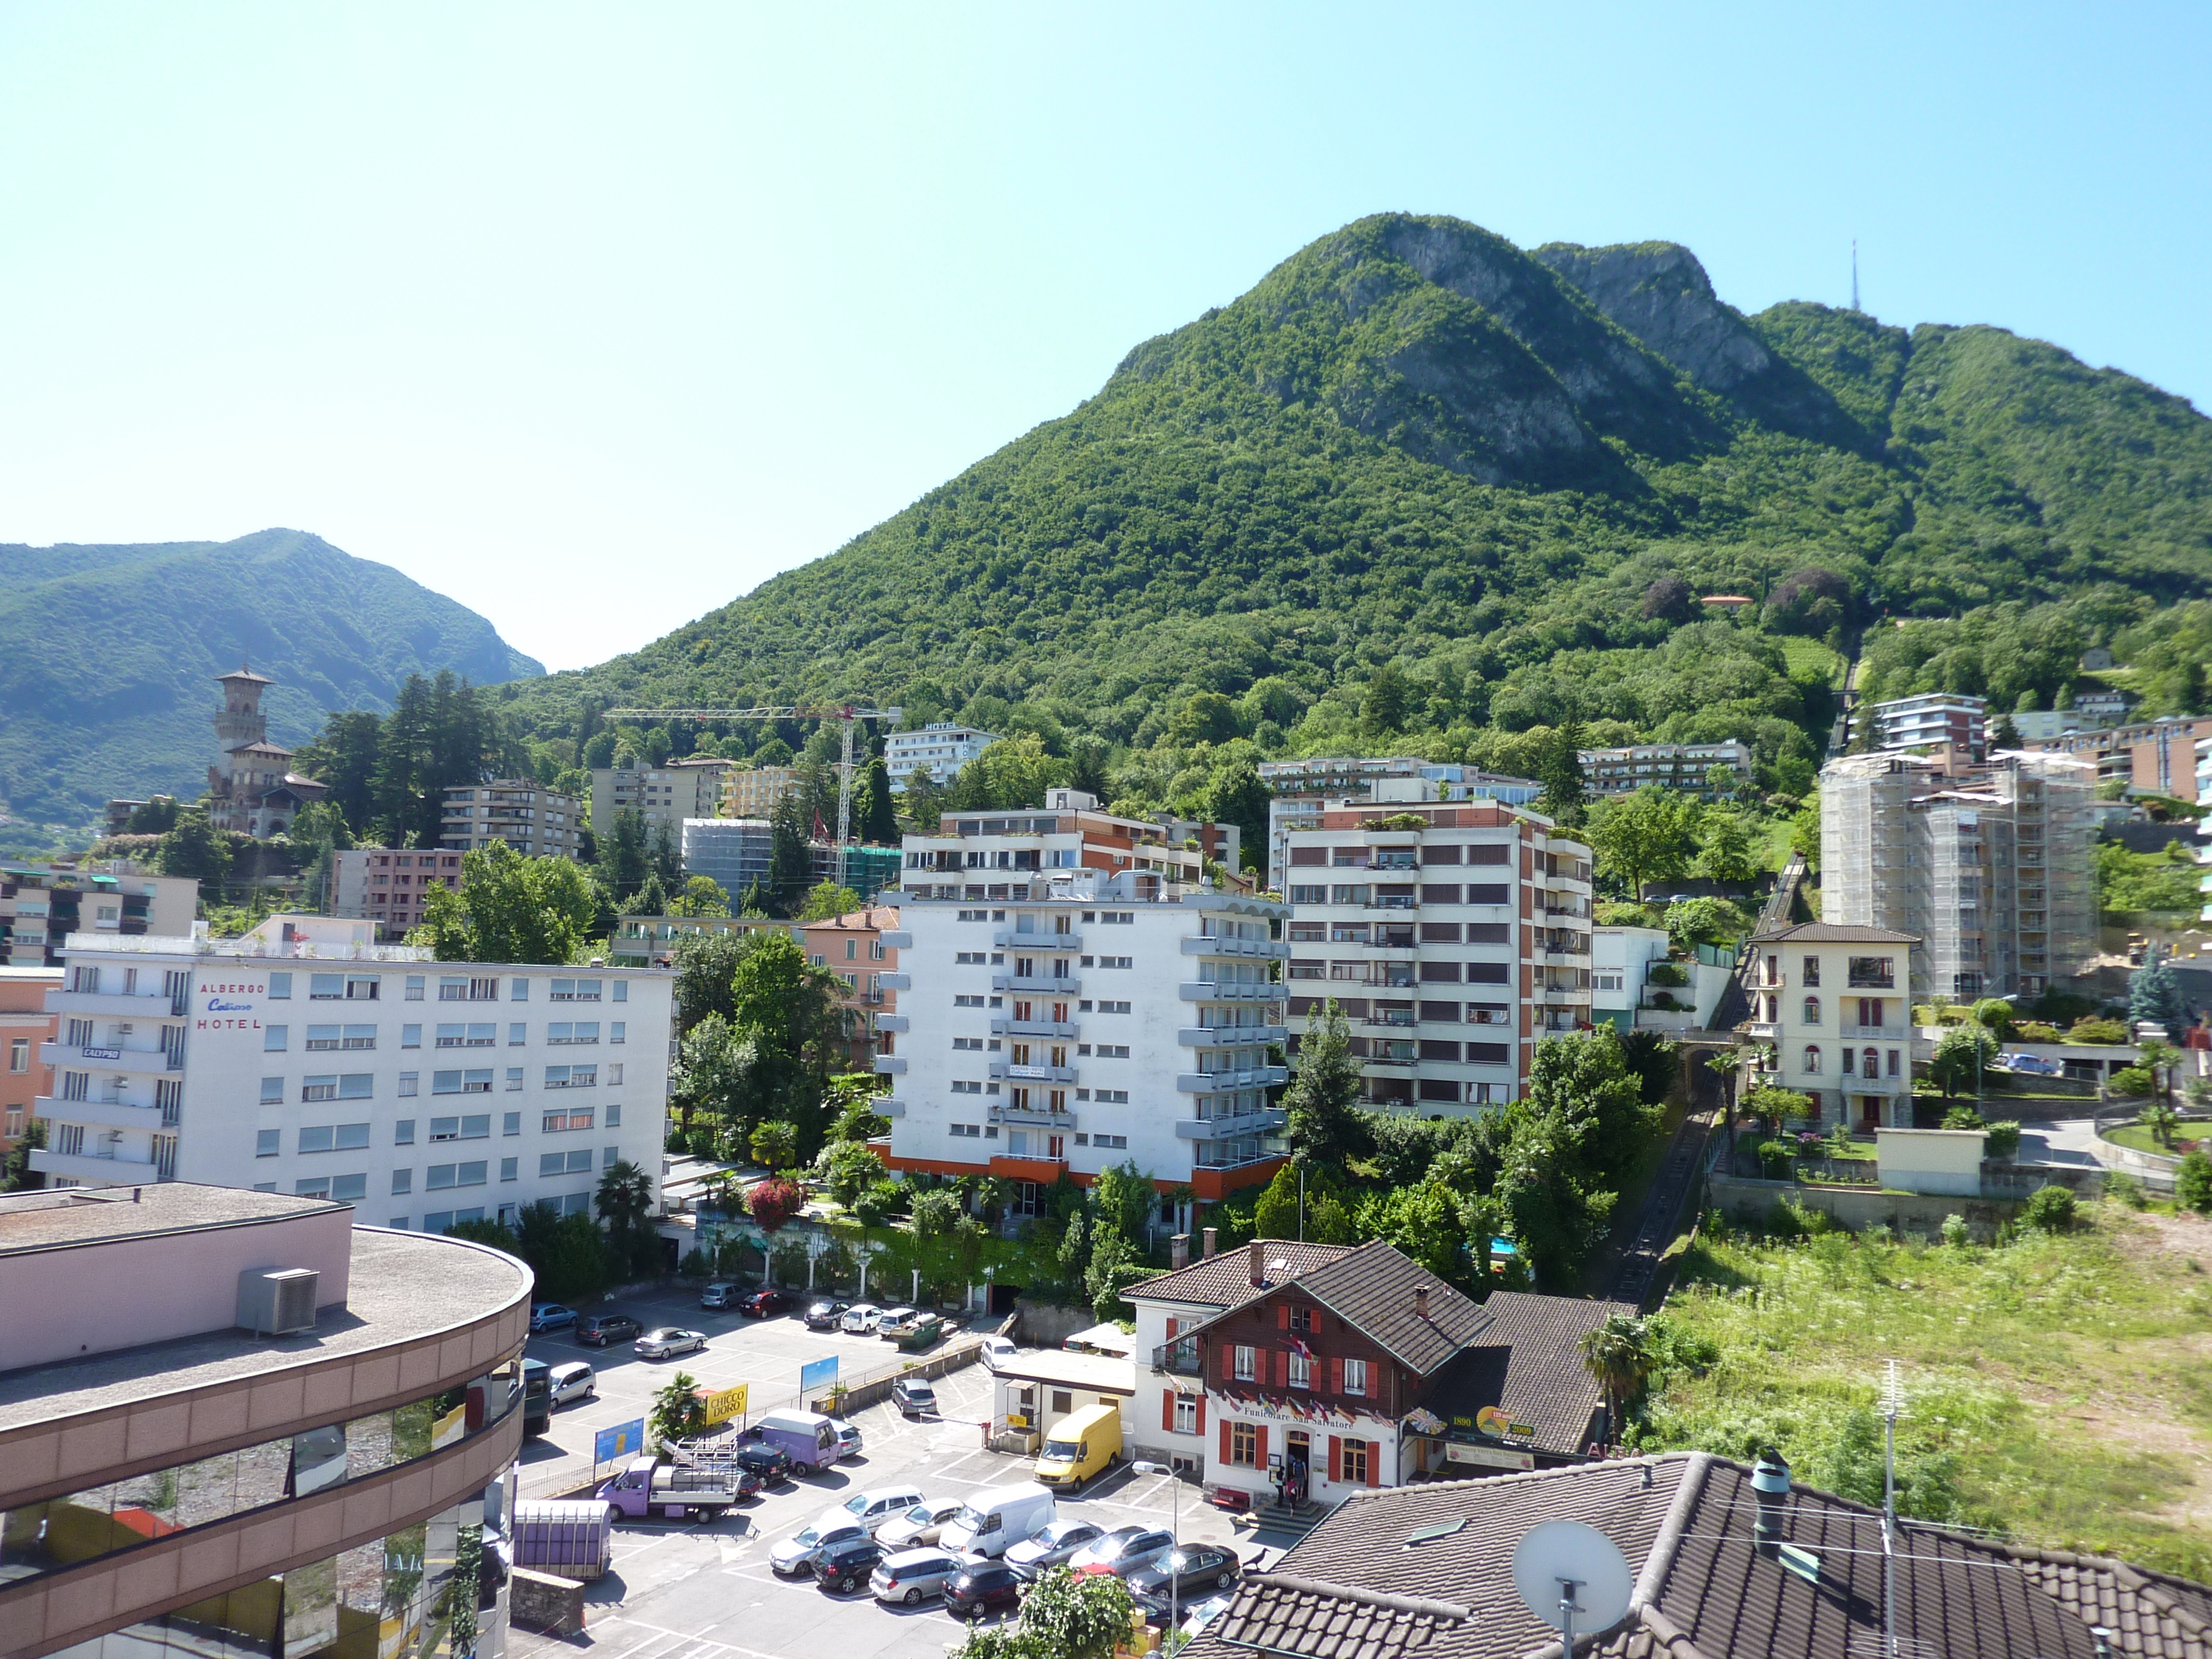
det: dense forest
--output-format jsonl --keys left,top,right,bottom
{"left": 471, "top": 214, "right": 2210, "bottom": 831}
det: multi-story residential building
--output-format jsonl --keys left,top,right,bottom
{"left": 885, "top": 721, "right": 1000, "bottom": 789}
{"left": 1822, "top": 750, "right": 2098, "bottom": 997}
{"left": 1576, "top": 740, "right": 1753, "bottom": 799}
{"left": 608, "top": 911, "right": 793, "bottom": 967}
{"left": 29, "top": 913, "right": 673, "bottom": 1230}
{"left": 329, "top": 846, "right": 465, "bottom": 937}
{"left": 1590, "top": 925, "right": 1672, "bottom": 1031}
{"left": 1, "top": 863, "right": 198, "bottom": 967}
{"left": 1740, "top": 922, "right": 1923, "bottom": 1130}
{"left": 817, "top": 840, "right": 905, "bottom": 897}
{"left": 1130, "top": 1236, "right": 1623, "bottom": 1508}
{"left": 2031, "top": 712, "right": 2212, "bottom": 802}
{"left": 0, "top": 965, "right": 60, "bottom": 1152}
{"left": 801, "top": 904, "right": 900, "bottom": 1065}
{"left": 0, "top": 1183, "right": 528, "bottom": 1659}
{"left": 723, "top": 764, "right": 799, "bottom": 818}
{"left": 903, "top": 789, "right": 1240, "bottom": 893}
{"left": 1281, "top": 784, "right": 1593, "bottom": 1116}
{"left": 589, "top": 754, "right": 733, "bottom": 837}
{"left": 682, "top": 817, "right": 774, "bottom": 902}
{"left": 439, "top": 777, "right": 583, "bottom": 859}
{"left": 877, "top": 865, "right": 1289, "bottom": 1211}
{"left": 1258, "top": 760, "right": 1541, "bottom": 891}
{"left": 1861, "top": 692, "right": 1987, "bottom": 758}
{"left": 206, "top": 665, "right": 330, "bottom": 837}
{"left": 2072, "top": 686, "right": 2135, "bottom": 726}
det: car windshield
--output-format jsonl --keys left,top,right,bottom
{"left": 1044, "top": 1438, "right": 1081, "bottom": 1460}
{"left": 791, "top": 1527, "right": 818, "bottom": 1548}
{"left": 842, "top": 1494, "right": 870, "bottom": 1514}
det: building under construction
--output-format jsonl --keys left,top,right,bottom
{"left": 1821, "top": 749, "right": 2097, "bottom": 1000}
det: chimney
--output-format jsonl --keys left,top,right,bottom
{"left": 1751, "top": 1449, "right": 1791, "bottom": 1559}
{"left": 1247, "top": 1238, "right": 1264, "bottom": 1287}
{"left": 1202, "top": 1227, "right": 1218, "bottom": 1260}
{"left": 1170, "top": 1233, "right": 1190, "bottom": 1270}
{"left": 1414, "top": 1284, "right": 1430, "bottom": 1321}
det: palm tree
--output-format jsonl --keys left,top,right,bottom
{"left": 595, "top": 1160, "right": 657, "bottom": 1276}
{"left": 2143, "top": 1097, "right": 2183, "bottom": 1150}
{"left": 1580, "top": 1312, "right": 1655, "bottom": 1446}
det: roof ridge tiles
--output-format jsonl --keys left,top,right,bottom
{"left": 1631, "top": 1450, "right": 1711, "bottom": 1617}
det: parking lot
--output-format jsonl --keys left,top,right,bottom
{"left": 508, "top": 1299, "right": 1273, "bottom": 1659}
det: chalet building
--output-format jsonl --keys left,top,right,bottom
{"left": 1132, "top": 1235, "right": 1627, "bottom": 1512}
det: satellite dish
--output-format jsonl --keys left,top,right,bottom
{"left": 1512, "top": 1520, "right": 1634, "bottom": 1647}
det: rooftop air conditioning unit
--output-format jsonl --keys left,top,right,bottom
{"left": 237, "top": 1267, "right": 320, "bottom": 1336}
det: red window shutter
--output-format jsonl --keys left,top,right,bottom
{"left": 1221, "top": 1417, "right": 1233, "bottom": 1466}
{"left": 1162, "top": 1391, "right": 1175, "bottom": 1432}
{"left": 1330, "top": 1357, "right": 1343, "bottom": 1395}
{"left": 1367, "top": 1439, "right": 1381, "bottom": 1487}
{"left": 1256, "top": 1425, "right": 1269, "bottom": 1466}
{"left": 1196, "top": 1397, "right": 1206, "bottom": 1434}
{"left": 1166, "top": 1316, "right": 1180, "bottom": 1340}
{"left": 1273, "top": 1349, "right": 1287, "bottom": 1388}
{"left": 1329, "top": 1435, "right": 1342, "bottom": 1483}
{"left": 1277, "top": 1304, "right": 1289, "bottom": 1330}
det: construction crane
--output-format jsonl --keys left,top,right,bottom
{"left": 600, "top": 705, "right": 902, "bottom": 845}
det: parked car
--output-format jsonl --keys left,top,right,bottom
{"left": 1004, "top": 1518, "right": 1104, "bottom": 1580}
{"left": 1178, "top": 1592, "right": 1237, "bottom": 1642}
{"left": 1999, "top": 1050, "right": 2065, "bottom": 1078}
{"left": 830, "top": 1419, "right": 864, "bottom": 1461}
{"left": 803, "top": 1299, "right": 850, "bottom": 1330}
{"left": 699, "top": 1281, "right": 740, "bottom": 1310}
{"left": 1068, "top": 1526, "right": 1175, "bottom": 1578}
{"left": 940, "top": 1482, "right": 1057, "bottom": 1560}
{"left": 871, "top": 1547, "right": 962, "bottom": 1606}
{"left": 528, "top": 1302, "right": 575, "bottom": 1333}
{"left": 634, "top": 1327, "right": 707, "bottom": 1360}
{"left": 891, "top": 1378, "right": 938, "bottom": 1416}
{"left": 876, "top": 1499, "right": 965, "bottom": 1552}
{"left": 577, "top": 1312, "right": 642, "bottom": 1347}
{"left": 734, "top": 1441, "right": 793, "bottom": 1483}
{"left": 740, "top": 1289, "right": 785, "bottom": 1318}
{"left": 875, "top": 1306, "right": 922, "bottom": 1338}
{"left": 840, "top": 1302, "right": 884, "bottom": 1334}
{"left": 769, "top": 1517, "right": 868, "bottom": 1577}
{"left": 813, "top": 1535, "right": 886, "bottom": 1595}
{"left": 979, "top": 1335, "right": 1018, "bottom": 1372}
{"left": 1034, "top": 1401, "right": 1122, "bottom": 1490}
{"left": 746, "top": 1409, "right": 841, "bottom": 1473}
{"left": 944, "top": 1560, "right": 1025, "bottom": 1622}
{"left": 838, "top": 1485, "right": 926, "bottom": 1535}
{"left": 1127, "top": 1544, "right": 1242, "bottom": 1612}
{"left": 546, "top": 1361, "right": 596, "bottom": 1407}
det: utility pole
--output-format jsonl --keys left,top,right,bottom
{"left": 1881, "top": 1360, "right": 1903, "bottom": 1659}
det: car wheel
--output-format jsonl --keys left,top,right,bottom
{"left": 1216, "top": 1571, "right": 1232, "bottom": 1589}
{"left": 904, "top": 1588, "right": 922, "bottom": 1606}
{"left": 967, "top": 1605, "right": 985, "bottom": 1623}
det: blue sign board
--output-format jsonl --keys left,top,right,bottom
{"left": 594, "top": 1418, "right": 645, "bottom": 1465}
{"left": 800, "top": 1356, "right": 839, "bottom": 1396}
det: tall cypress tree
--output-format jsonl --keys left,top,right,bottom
{"left": 857, "top": 757, "right": 897, "bottom": 843}
{"left": 769, "top": 793, "right": 811, "bottom": 905}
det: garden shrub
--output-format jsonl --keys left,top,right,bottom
{"left": 2177, "top": 1150, "right": 2212, "bottom": 1215}
{"left": 2022, "top": 1185, "right": 2077, "bottom": 1233}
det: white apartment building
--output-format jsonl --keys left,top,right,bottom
{"left": 1258, "top": 762, "right": 1542, "bottom": 891}
{"left": 439, "top": 779, "right": 583, "bottom": 859}
{"left": 30, "top": 913, "right": 674, "bottom": 1232}
{"left": 903, "top": 791, "right": 1240, "bottom": 893}
{"left": 589, "top": 756, "right": 732, "bottom": 837}
{"left": 884, "top": 722, "right": 1000, "bottom": 789}
{"left": 1576, "top": 741, "right": 1752, "bottom": 800}
{"left": 1862, "top": 692, "right": 1987, "bottom": 758}
{"left": 1282, "top": 785, "right": 1592, "bottom": 1116}
{"left": 1, "top": 863, "right": 197, "bottom": 968}
{"left": 876, "top": 866, "right": 1289, "bottom": 1208}
{"left": 1591, "top": 925, "right": 1672, "bottom": 1031}
{"left": 1741, "top": 922, "right": 1922, "bottom": 1131}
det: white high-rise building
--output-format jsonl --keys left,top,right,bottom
{"left": 884, "top": 722, "right": 1000, "bottom": 790}
{"left": 876, "top": 866, "right": 1289, "bottom": 1214}
{"left": 30, "top": 913, "right": 674, "bottom": 1230}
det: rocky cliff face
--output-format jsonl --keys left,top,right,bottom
{"left": 1531, "top": 240, "right": 1773, "bottom": 393}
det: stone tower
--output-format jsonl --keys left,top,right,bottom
{"left": 212, "top": 664, "right": 273, "bottom": 780}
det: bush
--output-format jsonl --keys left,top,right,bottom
{"left": 1940, "top": 1214, "right": 1970, "bottom": 1248}
{"left": 2101, "top": 1170, "right": 2148, "bottom": 1210}
{"left": 1757, "top": 1139, "right": 1797, "bottom": 1179}
{"left": 2177, "top": 1150, "right": 2212, "bottom": 1215}
{"left": 2013, "top": 1021, "right": 2063, "bottom": 1042}
{"left": 1942, "top": 1105, "right": 1984, "bottom": 1131}
{"left": 746, "top": 1178, "right": 806, "bottom": 1232}
{"left": 1982, "top": 1120, "right": 2022, "bottom": 1159}
{"left": 1647, "top": 961, "right": 1690, "bottom": 988}
{"left": 679, "top": 1247, "right": 711, "bottom": 1279}
{"left": 1649, "top": 990, "right": 1681, "bottom": 1011}
{"left": 2021, "top": 1185, "right": 2077, "bottom": 1233}
{"left": 2066, "top": 1016, "right": 2129, "bottom": 1045}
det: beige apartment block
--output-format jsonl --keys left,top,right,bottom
{"left": 589, "top": 756, "right": 731, "bottom": 837}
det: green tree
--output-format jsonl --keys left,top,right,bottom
{"left": 649, "top": 1370, "right": 706, "bottom": 1445}
{"left": 672, "top": 930, "right": 751, "bottom": 1031}
{"left": 814, "top": 1139, "right": 885, "bottom": 1208}
{"left": 956, "top": 1565, "right": 1134, "bottom": 1659}
{"left": 857, "top": 756, "right": 899, "bottom": 843}
{"left": 595, "top": 1160, "right": 659, "bottom": 1278}
{"left": 1741, "top": 1084, "right": 1814, "bottom": 1136}
{"left": 944, "top": 733, "right": 1072, "bottom": 811}
{"left": 1537, "top": 719, "right": 1587, "bottom": 822}
{"left": 1580, "top": 1312, "right": 1655, "bottom": 1438}
{"left": 2139, "top": 1097, "right": 2180, "bottom": 1147}
{"left": 514, "top": 1202, "right": 610, "bottom": 1301}
{"left": 156, "top": 808, "right": 233, "bottom": 885}
{"left": 295, "top": 709, "right": 383, "bottom": 830}
{"left": 1360, "top": 665, "right": 1410, "bottom": 737}
{"left": 1587, "top": 786, "right": 1698, "bottom": 900}
{"left": 1927, "top": 1026, "right": 1996, "bottom": 1099}
{"left": 1089, "top": 1159, "right": 1157, "bottom": 1245}
{"left": 600, "top": 807, "right": 651, "bottom": 901}
{"left": 749, "top": 1119, "right": 799, "bottom": 1169}
{"left": 1355, "top": 1181, "right": 1466, "bottom": 1284}
{"left": 2128, "top": 948, "right": 2190, "bottom": 1030}
{"left": 1283, "top": 999, "right": 1366, "bottom": 1165}
{"left": 669, "top": 874, "right": 731, "bottom": 916}
{"left": 768, "top": 793, "right": 811, "bottom": 905}
{"left": 1692, "top": 809, "right": 1759, "bottom": 886}
{"left": 1525, "top": 1027, "right": 1657, "bottom": 1187}
{"left": 1494, "top": 1110, "right": 1615, "bottom": 1290}
{"left": 411, "top": 842, "right": 598, "bottom": 964}
{"left": 1, "top": 1119, "right": 47, "bottom": 1191}
{"left": 1203, "top": 759, "right": 1271, "bottom": 872}
{"left": 2176, "top": 1149, "right": 2212, "bottom": 1215}
{"left": 1253, "top": 1164, "right": 1301, "bottom": 1239}
{"left": 902, "top": 764, "right": 943, "bottom": 831}
{"left": 799, "top": 882, "right": 863, "bottom": 921}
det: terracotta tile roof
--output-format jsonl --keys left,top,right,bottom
{"left": 1294, "top": 1239, "right": 1493, "bottom": 1376}
{"left": 1420, "top": 1292, "right": 1636, "bottom": 1454}
{"left": 1184, "top": 1453, "right": 2212, "bottom": 1659}
{"left": 1123, "top": 1241, "right": 1356, "bottom": 1311}
{"left": 1748, "top": 921, "right": 1920, "bottom": 945}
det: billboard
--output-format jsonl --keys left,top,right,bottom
{"left": 800, "top": 1356, "right": 839, "bottom": 1396}
{"left": 594, "top": 1418, "right": 645, "bottom": 1464}
{"left": 702, "top": 1384, "right": 750, "bottom": 1426}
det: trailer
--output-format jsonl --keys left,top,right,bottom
{"left": 512, "top": 1500, "right": 614, "bottom": 1581}
{"left": 597, "top": 1456, "right": 748, "bottom": 1521}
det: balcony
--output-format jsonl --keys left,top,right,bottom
{"left": 1177, "top": 1107, "right": 1288, "bottom": 1141}
{"left": 45, "top": 989, "right": 186, "bottom": 1019}
{"left": 1741, "top": 1021, "right": 1781, "bottom": 1041}
{"left": 873, "top": 1014, "right": 909, "bottom": 1033}
{"left": 1359, "top": 1014, "right": 1417, "bottom": 1030}
{"left": 878, "top": 931, "right": 913, "bottom": 949}
{"left": 1176, "top": 1065, "right": 1289, "bottom": 1093}
{"left": 1837, "top": 1071, "right": 1912, "bottom": 1094}
{"left": 996, "top": 929, "right": 1082, "bottom": 951}
{"left": 1151, "top": 1341, "right": 1202, "bottom": 1376}
{"left": 873, "top": 1097, "right": 906, "bottom": 1118}
{"left": 1537, "top": 987, "right": 1590, "bottom": 1004}
{"left": 30, "top": 1145, "right": 157, "bottom": 1184}
{"left": 1367, "top": 896, "right": 1419, "bottom": 911}
{"left": 1181, "top": 936, "right": 1290, "bottom": 961}
{"left": 1839, "top": 1023, "right": 1909, "bottom": 1041}
{"left": 993, "top": 1018, "right": 1080, "bottom": 1039}
{"left": 42, "top": 1041, "right": 180, "bottom": 1076}
{"left": 1179, "top": 1025, "right": 1287, "bottom": 1048}
{"left": 1179, "top": 983, "right": 1278, "bottom": 1003}
{"left": 994, "top": 974, "right": 1081, "bottom": 994}
{"left": 876, "top": 973, "right": 913, "bottom": 991}
{"left": 1364, "top": 936, "right": 1419, "bottom": 954}
{"left": 991, "top": 1061, "right": 1079, "bottom": 1084}
{"left": 873, "top": 1054, "right": 907, "bottom": 1075}
{"left": 36, "top": 1096, "right": 166, "bottom": 1132}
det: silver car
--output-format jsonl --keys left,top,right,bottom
{"left": 1068, "top": 1525, "right": 1175, "bottom": 1578}
{"left": 876, "top": 1499, "right": 965, "bottom": 1552}
{"left": 1004, "top": 1517, "right": 1104, "bottom": 1580}
{"left": 634, "top": 1326, "right": 706, "bottom": 1360}
{"left": 769, "top": 1518, "right": 868, "bottom": 1576}
{"left": 870, "top": 1547, "right": 962, "bottom": 1606}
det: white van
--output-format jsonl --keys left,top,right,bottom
{"left": 939, "top": 1481, "right": 1056, "bottom": 1559}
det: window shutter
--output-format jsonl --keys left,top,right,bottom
{"left": 1162, "top": 1391, "right": 1175, "bottom": 1432}
{"left": 1220, "top": 1417, "right": 1233, "bottom": 1466}
{"left": 1196, "top": 1397, "right": 1206, "bottom": 1434}
{"left": 1367, "top": 1439, "right": 1381, "bottom": 1487}
{"left": 1255, "top": 1425, "right": 1269, "bottom": 1466}
{"left": 1273, "top": 1349, "right": 1287, "bottom": 1388}
{"left": 1329, "top": 1435, "right": 1342, "bottom": 1483}
{"left": 1277, "top": 1304, "right": 1289, "bottom": 1330}
{"left": 1330, "top": 1356, "right": 1343, "bottom": 1395}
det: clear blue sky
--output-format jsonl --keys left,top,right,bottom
{"left": 1, "top": 3, "right": 2205, "bottom": 671}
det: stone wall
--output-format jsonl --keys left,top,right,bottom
{"left": 1709, "top": 1176, "right": 2026, "bottom": 1242}
{"left": 509, "top": 1567, "right": 586, "bottom": 1636}
{"left": 1013, "top": 1298, "right": 1107, "bottom": 1349}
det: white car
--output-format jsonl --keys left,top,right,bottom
{"left": 840, "top": 1302, "right": 883, "bottom": 1335}
{"left": 769, "top": 1517, "right": 867, "bottom": 1576}
{"left": 830, "top": 1418, "right": 864, "bottom": 1461}
{"left": 979, "top": 1335, "right": 1018, "bottom": 1372}
{"left": 634, "top": 1327, "right": 707, "bottom": 1360}
{"left": 875, "top": 1305, "right": 922, "bottom": 1338}
{"left": 838, "top": 1484, "right": 927, "bottom": 1535}
{"left": 546, "top": 1361, "right": 595, "bottom": 1407}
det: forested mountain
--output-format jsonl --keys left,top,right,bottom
{"left": 0, "top": 528, "right": 541, "bottom": 850}
{"left": 494, "top": 213, "right": 2211, "bottom": 820}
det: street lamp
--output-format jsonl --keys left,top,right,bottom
{"left": 1131, "top": 1460, "right": 1182, "bottom": 1642}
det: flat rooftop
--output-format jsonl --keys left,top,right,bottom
{"left": 0, "top": 1226, "right": 531, "bottom": 1432}
{"left": 0, "top": 1185, "right": 343, "bottom": 1256}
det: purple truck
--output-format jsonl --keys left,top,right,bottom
{"left": 595, "top": 1456, "right": 753, "bottom": 1521}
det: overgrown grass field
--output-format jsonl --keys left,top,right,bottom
{"left": 1635, "top": 1204, "right": 2212, "bottom": 1580}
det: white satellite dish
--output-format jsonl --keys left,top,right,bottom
{"left": 1512, "top": 1519, "right": 1634, "bottom": 1651}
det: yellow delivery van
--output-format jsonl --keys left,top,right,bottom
{"left": 1033, "top": 1401, "right": 1122, "bottom": 1490}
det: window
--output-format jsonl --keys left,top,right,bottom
{"left": 1096, "top": 1044, "right": 1130, "bottom": 1059}
{"left": 421, "top": 1211, "right": 452, "bottom": 1233}
{"left": 512, "top": 977, "right": 530, "bottom": 1002}
{"left": 540, "top": 1150, "right": 594, "bottom": 1176}
{"left": 545, "top": 1064, "right": 597, "bottom": 1088}
{"left": 501, "top": 1158, "right": 518, "bottom": 1182}
{"left": 548, "top": 1021, "right": 600, "bottom": 1044}
{"left": 309, "top": 974, "right": 344, "bottom": 1001}
{"left": 1098, "top": 1000, "right": 1130, "bottom": 1014}
{"left": 1847, "top": 957, "right": 1895, "bottom": 988}
{"left": 264, "top": 1025, "right": 288, "bottom": 1052}
{"left": 1342, "top": 1358, "right": 1368, "bottom": 1397}
{"left": 1803, "top": 1045, "right": 1822, "bottom": 1074}
{"left": 1233, "top": 1345, "right": 1257, "bottom": 1382}
{"left": 1173, "top": 1394, "right": 1199, "bottom": 1435}
{"left": 430, "top": 1114, "right": 490, "bottom": 1141}
{"left": 1288, "top": 1351, "right": 1312, "bottom": 1390}
{"left": 603, "top": 1146, "right": 620, "bottom": 1167}
{"left": 267, "top": 973, "right": 290, "bottom": 999}
{"left": 1229, "top": 1421, "right": 1260, "bottom": 1467}
{"left": 543, "top": 1108, "right": 595, "bottom": 1132}
{"left": 954, "top": 994, "right": 984, "bottom": 1008}
{"left": 506, "top": 1067, "right": 523, "bottom": 1091}
{"left": 1863, "top": 1047, "right": 1880, "bottom": 1079}
{"left": 394, "top": 1118, "right": 415, "bottom": 1144}
{"left": 405, "top": 975, "right": 424, "bottom": 1002}
{"left": 431, "top": 1068, "right": 494, "bottom": 1094}
{"left": 1095, "top": 1090, "right": 1128, "bottom": 1106}
{"left": 950, "top": 1123, "right": 982, "bottom": 1138}
{"left": 1098, "top": 956, "right": 1132, "bottom": 970}
{"left": 1093, "top": 1131, "right": 1128, "bottom": 1148}
{"left": 610, "top": 1021, "right": 626, "bottom": 1044}
{"left": 306, "top": 1024, "right": 341, "bottom": 1051}
{"left": 260, "top": 1076, "right": 284, "bottom": 1105}
{"left": 606, "top": 1102, "right": 622, "bottom": 1126}
{"left": 1289, "top": 1306, "right": 1315, "bottom": 1333}
{"left": 427, "top": 1161, "right": 486, "bottom": 1188}
{"left": 401, "top": 1024, "right": 421, "bottom": 1048}
{"left": 1888, "top": 1048, "right": 1902, "bottom": 1077}
{"left": 330, "top": 1173, "right": 368, "bottom": 1202}
{"left": 298, "top": 1124, "right": 369, "bottom": 1153}
{"left": 1801, "top": 956, "right": 1822, "bottom": 987}
{"left": 509, "top": 1022, "right": 528, "bottom": 1045}
{"left": 392, "top": 1169, "right": 412, "bottom": 1194}
{"left": 1802, "top": 997, "right": 1820, "bottom": 1025}
{"left": 612, "top": 982, "right": 627, "bottom": 1003}
{"left": 338, "top": 1073, "right": 372, "bottom": 1099}
{"left": 255, "top": 1129, "right": 280, "bottom": 1158}
{"left": 295, "top": 1178, "right": 332, "bottom": 1199}
{"left": 302, "top": 1074, "right": 339, "bottom": 1102}
{"left": 549, "top": 978, "right": 603, "bottom": 1002}
{"left": 398, "top": 1071, "right": 418, "bottom": 1097}
{"left": 1339, "top": 1438, "right": 1370, "bottom": 1484}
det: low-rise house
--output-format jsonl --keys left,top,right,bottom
{"left": 1742, "top": 922, "right": 1922, "bottom": 1131}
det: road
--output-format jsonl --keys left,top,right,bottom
{"left": 507, "top": 1356, "right": 1263, "bottom": 1659}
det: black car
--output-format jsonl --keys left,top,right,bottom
{"left": 815, "top": 1535, "right": 886, "bottom": 1595}
{"left": 575, "top": 1312, "right": 642, "bottom": 1347}
{"left": 1127, "top": 1544, "right": 1242, "bottom": 1615}
{"left": 734, "top": 1442, "right": 792, "bottom": 1483}
{"left": 803, "top": 1299, "right": 850, "bottom": 1330}
{"left": 943, "top": 1561, "right": 1024, "bottom": 1622}
{"left": 740, "top": 1288, "right": 786, "bottom": 1318}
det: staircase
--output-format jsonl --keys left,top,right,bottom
{"left": 1249, "top": 1495, "right": 1330, "bottom": 1544}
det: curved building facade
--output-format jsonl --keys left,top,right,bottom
{"left": 0, "top": 1184, "right": 531, "bottom": 1659}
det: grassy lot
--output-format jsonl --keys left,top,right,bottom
{"left": 1779, "top": 635, "right": 1848, "bottom": 687}
{"left": 1635, "top": 1204, "right": 2212, "bottom": 1580}
{"left": 2105, "top": 1122, "right": 2199, "bottom": 1158}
